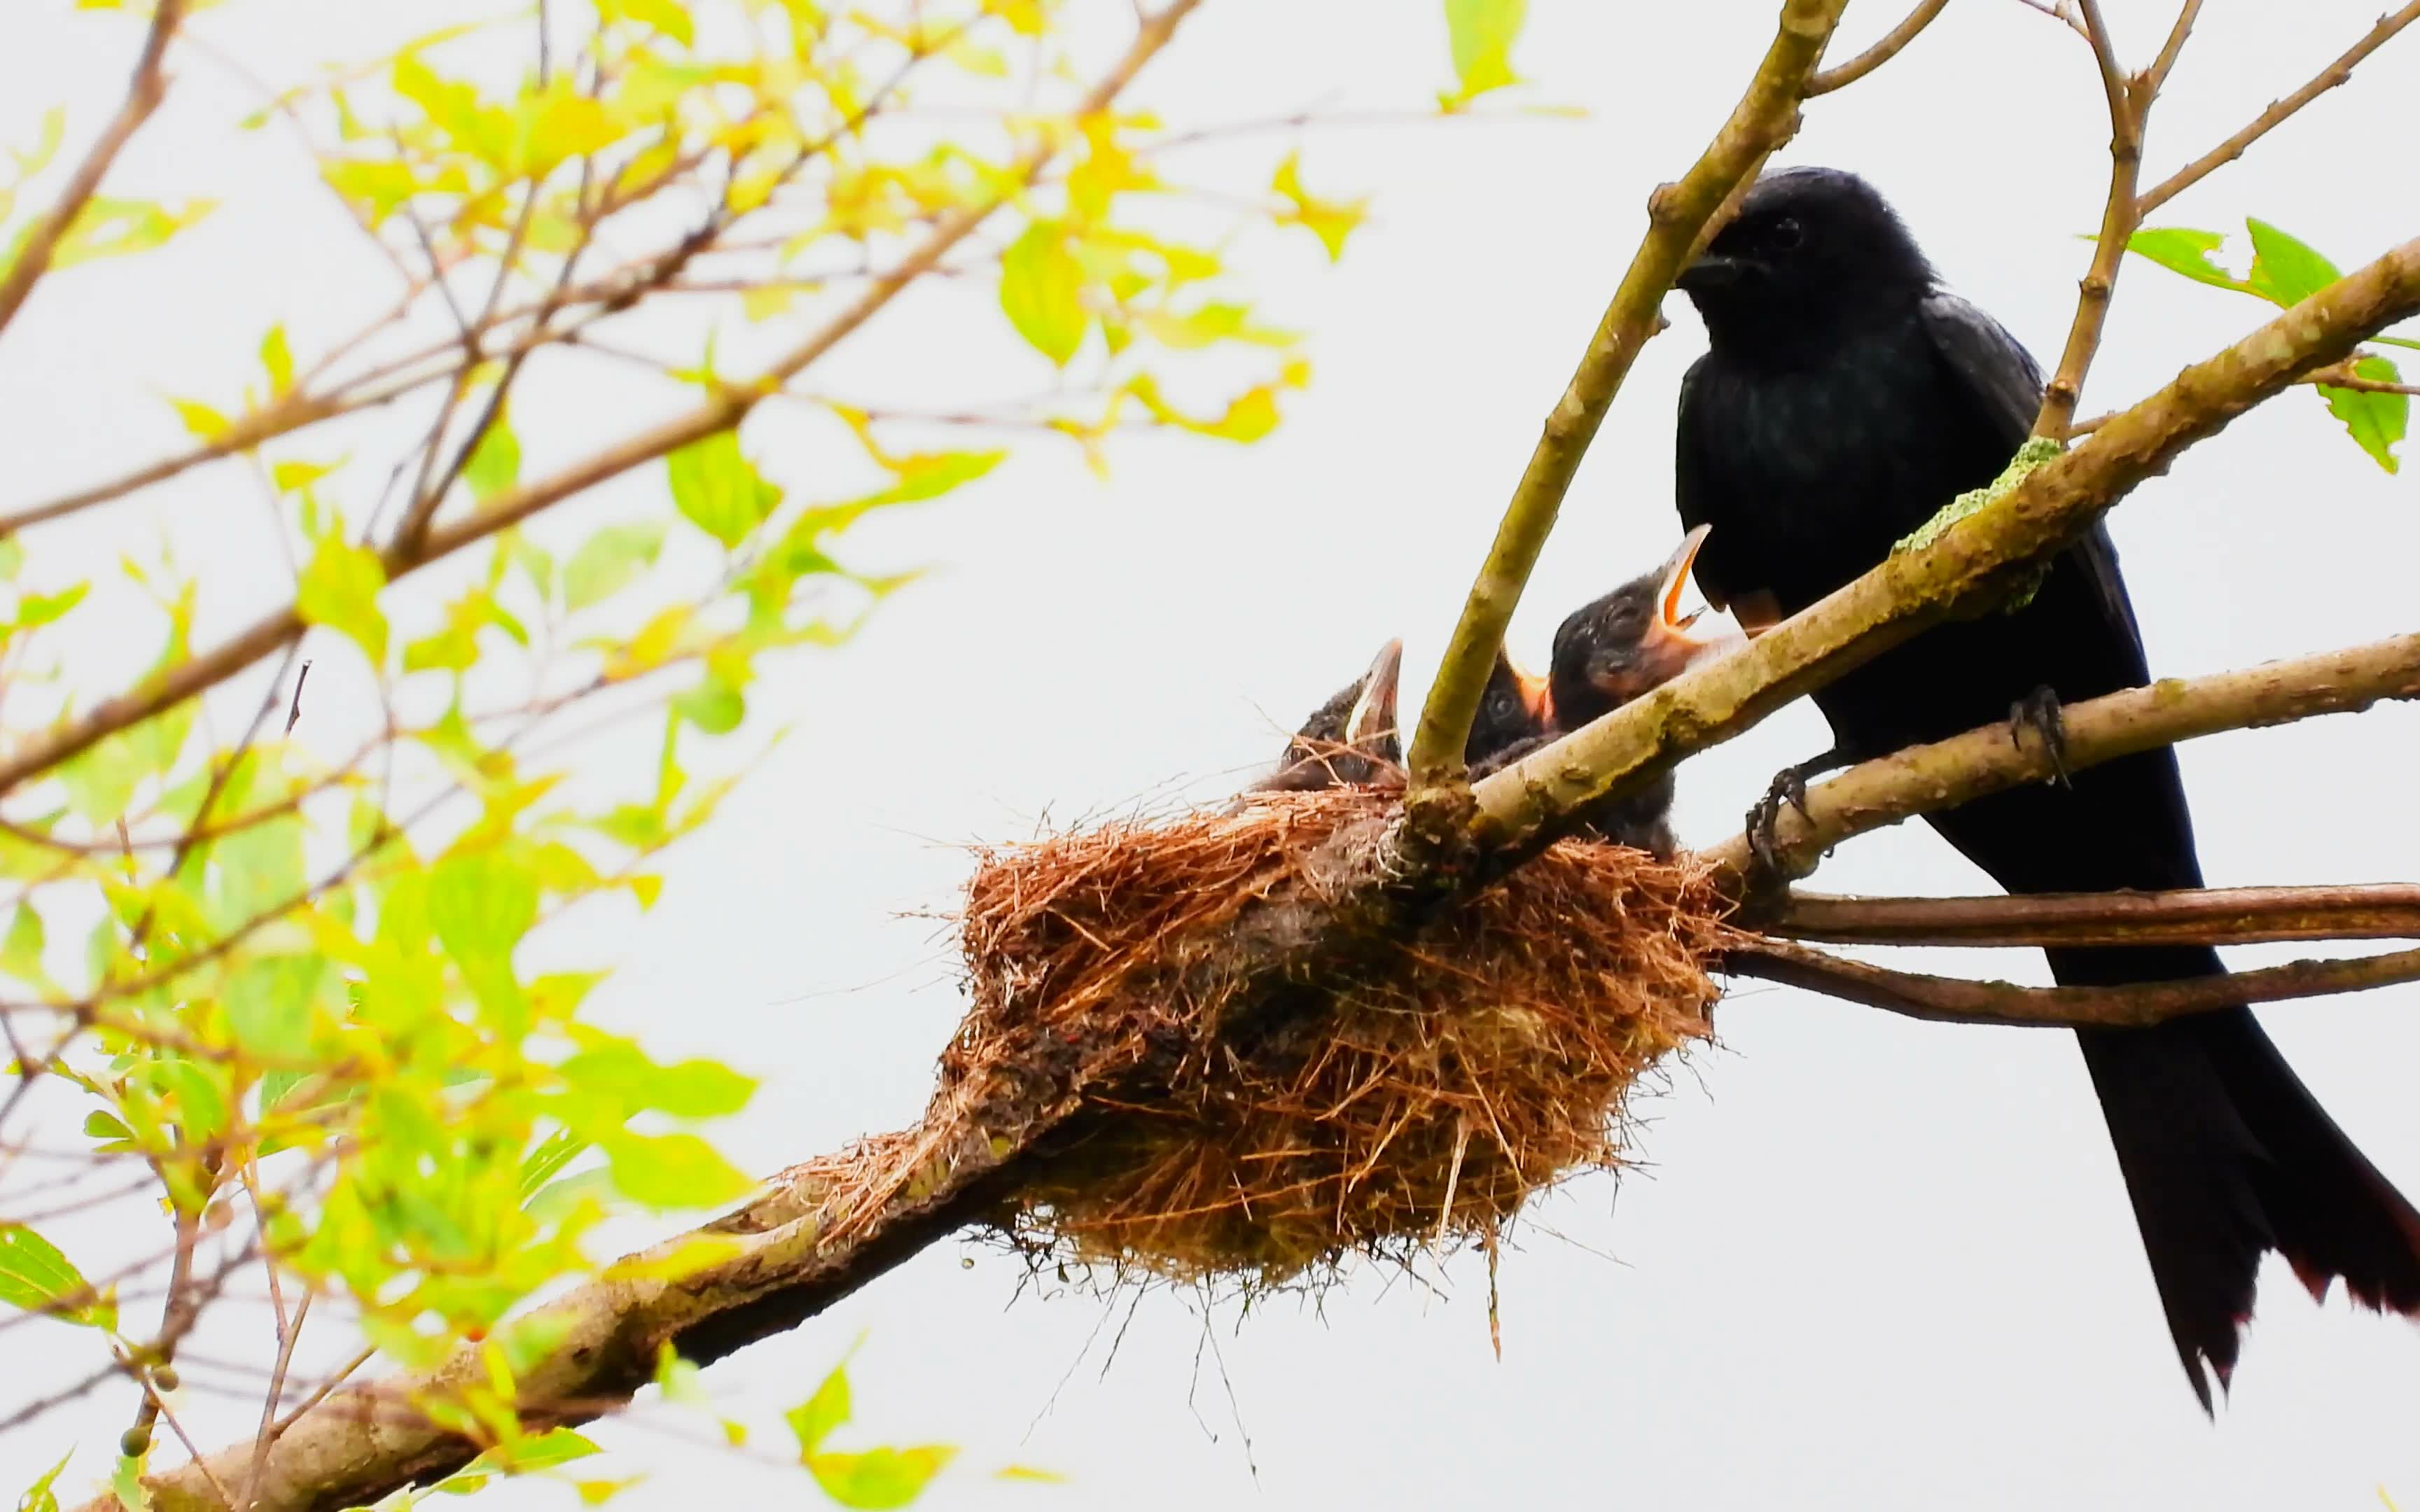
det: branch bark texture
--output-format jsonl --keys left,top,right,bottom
{"left": 1769, "top": 883, "right": 2420, "bottom": 949}
{"left": 1698, "top": 630, "right": 2420, "bottom": 883}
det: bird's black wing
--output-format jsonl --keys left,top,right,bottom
{"left": 1672, "top": 356, "right": 1740, "bottom": 611}
{"left": 1921, "top": 290, "right": 2152, "bottom": 678}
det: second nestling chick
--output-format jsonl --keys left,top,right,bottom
{"left": 1475, "top": 526, "right": 1739, "bottom": 857}
{"left": 1256, "top": 642, "right": 1551, "bottom": 794}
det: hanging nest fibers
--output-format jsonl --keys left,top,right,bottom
{"left": 910, "top": 786, "right": 1734, "bottom": 1291}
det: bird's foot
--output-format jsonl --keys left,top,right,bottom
{"left": 2010, "top": 685, "right": 2072, "bottom": 788}
{"left": 1893, "top": 435, "right": 2065, "bottom": 556}
{"left": 1744, "top": 748, "right": 1849, "bottom": 883}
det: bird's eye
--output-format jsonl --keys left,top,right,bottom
{"left": 1771, "top": 216, "right": 1804, "bottom": 251}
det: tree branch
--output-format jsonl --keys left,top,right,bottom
{"left": 2032, "top": 0, "right": 2143, "bottom": 439}
{"left": 1805, "top": 0, "right": 1948, "bottom": 95}
{"left": 1766, "top": 883, "right": 2420, "bottom": 949}
{"left": 0, "top": 0, "right": 187, "bottom": 343}
{"left": 1399, "top": 0, "right": 1850, "bottom": 798}
{"left": 1726, "top": 935, "right": 2420, "bottom": 1028}
{"left": 0, "top": 0, "right": 1199, "bottom": 803}
{"left": 2141, "top": 0, "right": 2204, "bottom": 96}
{"left": 1698, "top": 629, "right": 2420, "bottom": 883}
{"left": 2136, "top": 0, "right": 2420, "bottom": 217}
{"left": 1462, "top": 237, "right": 2420, "bottom": 850}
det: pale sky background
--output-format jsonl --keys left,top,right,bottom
{"left": 4, "top": 1, "right": 2419, "bottom": 1508}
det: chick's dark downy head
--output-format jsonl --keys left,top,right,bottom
{"left": 1674, "top": 167, "right": 1933, "bottom": 350}
{"left": 1549, "top": 526, "right": 1737, "bottom": 729}
{"left": 1259, "top": 638, "right": 1403, "bottom": 791}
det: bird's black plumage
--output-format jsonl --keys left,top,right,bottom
{"left": 1258, "top": 642, "right": 1550, "bottom": 793}
{"left": 1673, "top": 164, "right": 2420, "bottom": 1406}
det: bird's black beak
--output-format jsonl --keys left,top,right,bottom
{"left": 1344, "top": 638, "right": 1403, "bottom": 748}
{"left": 1641, "top": 524, "right": 1740, "bottom": 663}
{"left": 1674, "top": 253, "right": 1748, "bottom": 296}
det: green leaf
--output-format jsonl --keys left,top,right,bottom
{"left": 2244, "top": 218, "right": 2340, "bottom": 307}
{"left": 14, "top": 582, "right": 89, "bottom": 628}
{"left": 109, "top": 1455, "right": 148, "bottom": 1512}
{"left": 808, "top": 1448, "right": 957, "bottom": 1510}
{"left": 16, "top": 1450, "right": 73, "bottom": 1512}
{"left": 666, "top": 432, "right": 780, "bottom": 548}
{"left": 260, "top": 324, "right": 295, "bottom": 396}
{"left": 1442, "top": 0, "right": 1526, "bottom": 104}
{"left": 2318, "top": 354, "right": 2407, "bottom": 474}
{"left": 11, "top": 196, "right": 215, "bottom": 276}
{"left": 225, "top": 953, "right": 325, "bottom": 1059}
{"left": 787, "top": 1363, "right": 852, "bottom": 1456}
{"left": 603, "top": 1131, "right": 753, "bottom": 1208}
{"left": 2367, "top": 334, "right": 2420, "bottom": 352}
{"left": 433, "top": 1429, "right": 601, "bottom": 1495}
{"left": 0, "top": 1224, "right": 114, "bottom": 1329}
{"left": 2122, "top": 227, "right": 2246, "bottom": 293}
{"left": 564, "top": 522, "right": 666, "bottom": 609}
{"left": 428, "top": 852, "right": 538, "bottom": 965}
{"left": 298, "top": 535, "right": 390, "bottom": 665}
{"left": 463, "top": 412, "right": 521, "bottom": 503}
{"left": 999, "top": 223, "right": 1087, "bottom": 365}
{"left": 669, "top": 673, "right": 744, "bottom": 734}
{"left": 517, "top": 1128, "right": 590, "bottom": 1204}
{"left": 559, "top": 1044, "right": 756, "bottom": 1119}
{"left": 0, "top": 536, "right": 22, "bottom": 579}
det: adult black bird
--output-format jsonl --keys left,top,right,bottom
{"left": 1479, "top": 526, "right": 1738, "bottom": 857}
{"left": 1671, "top": 164, "right": 2420, "bottom": 1406}
{"left": 1256, "top": 641, "right": 1550, "bottom": 792}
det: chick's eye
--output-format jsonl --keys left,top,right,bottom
{"left": 1770, "top": 216, "right": 1804, "bottom": 251}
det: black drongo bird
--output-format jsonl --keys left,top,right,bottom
{"left": 1257, "top": 642, "right": 1550, "bottom": 793}
{"left": 1477, "top": 526, "right": 1737, "bottom": 857}
{"left": 1671, "top": 164, "right": 2420, "bottom": 1406}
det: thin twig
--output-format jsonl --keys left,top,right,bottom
{"left": 1806, "top": 0, "right": 1949, "bottom": 95}
{"left": 2141, "top": 0, "right": 2204, "bottom": 94}
{"left": 1402, "top": 0, "right": 1851, "bottom": 797}
{"left": 1727, "top": 935, "right": 2420, "bottom": 1028}
{"left": 2032, "top": 0, "right": 2144, "bottom": 440}
{"left": 1766, "top": 883, "right": 2420, "bottom": 948}
{"left": 0, "top": 0, "right": 188, "bottom": 342}
{"left": 2137, "top": 0, "right": 2420, "bottom": 216}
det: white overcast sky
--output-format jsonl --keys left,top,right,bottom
{"left": 4, "top": 1, "right": 2419, "bottom": 1508}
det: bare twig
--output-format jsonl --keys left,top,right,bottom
{"left": 2141, "top": 0, "right": 2205, "bottom": 94}
{"left": 2032, "top": 0, "right": 2143, "bottom": 440}
{"left": 2137, "top": 0, "right": 2420, "bottom": 216}
{"left": 1402, "top": 0, "right": 1851, "bottom": 797}
{"left": 1466, "top": 237, "right": 2420, "bottom": 848}
{"left": 1727, "top": 935, "right": 2420, "bottom": 1028}
{"left": 1807, "top": 0, "right": 1948, "bottom": 95}
{"left": 1767, "top": 883, "right": 2420, "bottom": 948}
{"left": 2308, "top": 357, "right": 2420, "bottom": 398}
{"left": 1698, "top": 629, "right": 2420, "bottom": 883}
{"left": 0, "top": 0, "right": 188, "bottom": 342}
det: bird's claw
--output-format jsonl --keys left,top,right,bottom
{"left": 1744, "top": 762, "right": 1821, "bottom": 884}
{"left": 2010, "top": 684, "right": 2072, "bottom": 788}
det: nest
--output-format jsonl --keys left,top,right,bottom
{"left": 935, "top": 788, "right": 1732, "bottom": 1290}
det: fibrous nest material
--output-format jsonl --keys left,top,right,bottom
{"left": 936, "top": 788, "right": 1732, "bottom": 1289}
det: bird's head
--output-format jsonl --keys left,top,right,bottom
{"left": 1470, "top": 645, "right": 1554, "bottom": 762}
{"left": 1265, "top": 637, "right": 1404, "bottom": 790}
{"left": 1675, "top": 166, "right": 1933, "bottom": 351}
{"left": 1548, "top": 526, "right": 1741, "bottom": 728}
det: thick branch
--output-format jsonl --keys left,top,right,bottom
{"left": 1768, "top": 883, "right": 2420, "bottom": 948}
{"left": 1400, "top": 0, "right": 1849, "bottom": 795}
{"left": 1805, "top": 0, "right": 1947, "bottom": 95}
{"left": 1698, "top": 629, "right": 2420, "bottom": 883}
{"left": 0, "top": 1, "right": 1196, "bottom": 802}
{"left": 1727, "top": 936, "right": 2420, "bottom": 1028}
{"left": 1465, "top": 238, "right": 2420, "bottom": 849}
{"left": 2136, "top": 0, "right": 2420, "bottom": 216}
{"left": 0, "top": 0, "right": 187, "bottom": 342}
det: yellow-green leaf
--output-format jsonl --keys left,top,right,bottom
{"left": 464, "top": 411, "right": 521, "bottom": 503}
{"left": 666, "top": 431, "right": 779, "bottom": 548}
{"left": 1271, "top": 152, "right": 1366, "bottom": 262}
{"left": 0, "top": 1224, "right": 115, "bottom": 1330}
{"left": 298, "top": 535, "right": 390, "bottom": 665}
{"left": 1442, "top": 0, "right": 1527, "bottom": 104}
{"left": 2319, "top": 354, "right": 2406, "bottom": 474}
{"left": 564, "top": 522, "right": 665, "bottom": 610}
{"left": 604, "top": 1131, "right": 753, "bottom": 1208}
{"left": 809, "top": 1448, "right": 957, "bottom": 1510}
{"left": 1000, "top": 222, "right": 1087, "bottom": 365}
